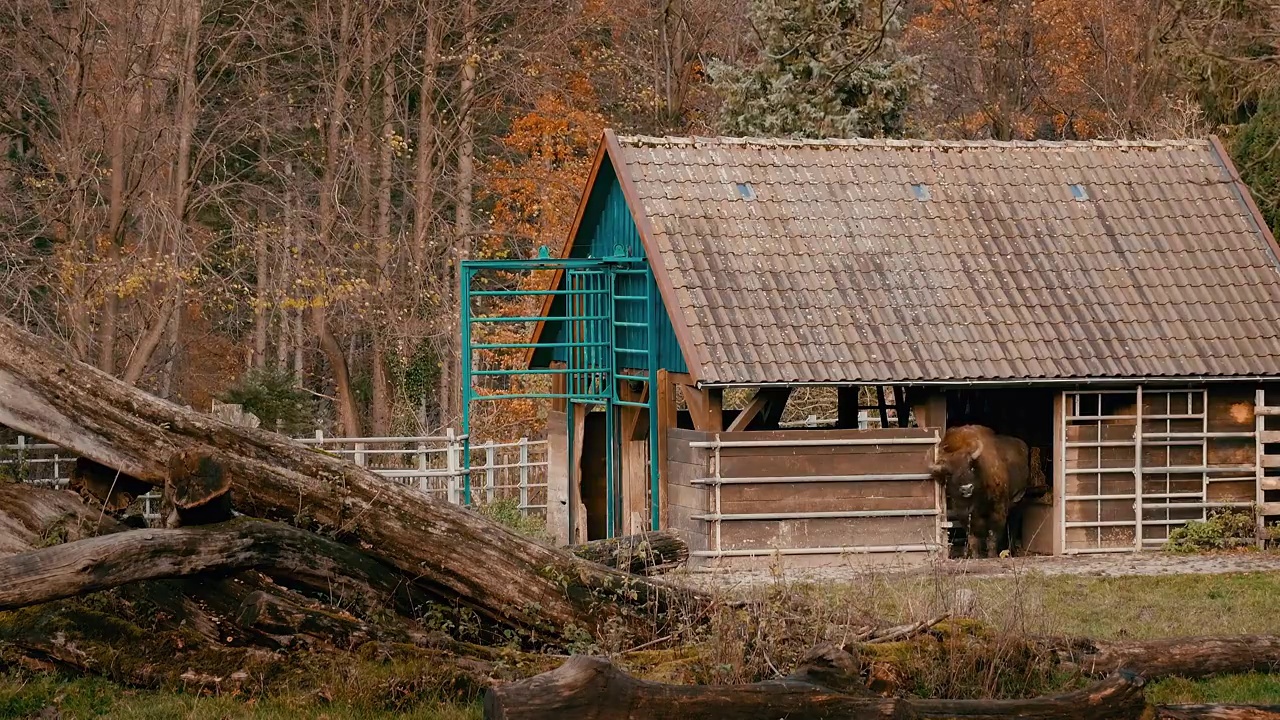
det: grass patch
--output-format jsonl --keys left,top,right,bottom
{"left": 664, "top": 563, "right": 1280, "bottom": 699}
{"left": 744, "top": 567, "right": 1280, "bottom": 640}
{"left": 1148, "top": 673, "right": 1280, "bottom": 705}
{"left": 0, "top": 672, "right": 482, "bottom": 720}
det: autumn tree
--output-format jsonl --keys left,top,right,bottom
{"left": 707, "top": 0, "right": 925, "bottom": 139}
{"left": 903, "top": 0, "right": 1180, "bottom": 140}
{"left": 1160, "top": 0, "right": 1280, "bottom": 233}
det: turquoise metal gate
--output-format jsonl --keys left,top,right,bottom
{"left": 460, "top": 251, "right": 661, "bottom": 539}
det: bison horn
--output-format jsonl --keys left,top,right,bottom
{"left": 969, "top": 440, "right": 984, "bottom": 461}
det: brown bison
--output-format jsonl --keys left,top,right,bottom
{"left": 929, "top": 424, "right": 1034, "bottom": 559}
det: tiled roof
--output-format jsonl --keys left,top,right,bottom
{"left": 612, "top": 134, "right": 1280, "bottom": 384}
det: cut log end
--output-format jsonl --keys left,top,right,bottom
{"left": 167, "top": 448, "right": 234, "bottom": 525}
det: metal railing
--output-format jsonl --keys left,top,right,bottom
{"left": 1, "top": 431, "right": 548, "bottom": 524}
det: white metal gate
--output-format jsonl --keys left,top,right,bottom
{"left": 1060, "top": 387, "right": 1258, "bottom": 554}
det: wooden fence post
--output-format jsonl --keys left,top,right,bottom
{"left": 446, "top": 429, "right": 460, "bottom": 504}
{"left": 485, "top": 442, "right": 496, "bottom": 503}
{"left": 518, "top": 437, "right": 529, "bottom": 512}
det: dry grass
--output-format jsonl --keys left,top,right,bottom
{"left": 6, "top": 561, "right": 1280, "bottom": 716}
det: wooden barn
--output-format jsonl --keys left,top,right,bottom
{"left": 460, "top": 130, "right": 1280, "bottom": 568}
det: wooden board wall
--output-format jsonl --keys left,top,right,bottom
{"left": 666, "top": 427, "right": 940, "bottom": 568}
{"left": 666, "top": 428, "right": 709, "bottom": 555}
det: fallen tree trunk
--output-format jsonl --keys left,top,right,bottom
{"left": 0, "top": 516, "right": 421, "bottom": 615}
{"left": 483, "top": 655, "right": 911, "bottom": 720}
{"left": 483, "top": 656, "right": 1149, "bottom": 720}
{"left": 0, "top": 483, "right": 118, "bottom": 556}
{"left": 909, "top": 671, "right": 1146, "bottom": 719}
{"left": 1054, "top": 635, "right": 1280, "bottom": 679}
{"left": 0, "top": 317, "right": 702, "bottom": 645}
{"left": 1156, "top": 707, "right": 1280, "bottom": 720}
{"left": 570, "top": 531, "right": 688, "bottom": 575}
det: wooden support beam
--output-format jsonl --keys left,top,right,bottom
{"left": 837, "top": 386, "right": 860, "bottom": 429}
{"left": 910, "top": 390, "right": 947, "bottom": 431}
{"left": 894, "top": 386, "right": 911, "bottom": 428}
{"left": 876, "top": 386, "right": 890, "bottom": 427}
{"left": 683, "top": 385, "right": 723, "bottom": 433}
{"left": 550, "top": 361, "right": 568, "bottom": 413}
{"left": 616, "top": 381, "right": 649, "bottom": 535}
{"left": 570, "top": 403, "right": 589, "bottom": 545}
{"left": 758, "top": 387, "right": 791, "bottom": 430}
{"left": 620, "top": 380, "right": 650, "bottom": 441}
{"left": 726, "top": 388, "right": 791, "bottom": 432}
{"left": 656, "top": 370, "right": 676, "bottom": 529}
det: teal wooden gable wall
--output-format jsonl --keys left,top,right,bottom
{"left": 529, "top": 154, "right": 689, "bottom": 375}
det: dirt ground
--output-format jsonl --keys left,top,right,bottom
{"left": 675, "top": 550, "right": 1280, "bottom": 591}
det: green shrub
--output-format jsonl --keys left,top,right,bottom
{"left": 218, "top": 366, "right": 315, "bottom": 435}
{"left": 475, "top": 497, "right": 548, "bottom": 541}
{"left": 1164, "top": 508, "right": 1257, "bottom": 553}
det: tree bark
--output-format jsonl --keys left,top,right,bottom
{"left": 0, "top": 516, "right": 421, "bottom": 616}
{"left": 313, "top": 304, "right": 363, "bottom": 438}
{"left": 411, "top": 2, "right": 440, "bottom": 272}
{"left": 0, "top": 484, "right": 120, "bottom": 556}
{"left": 1054, "top": 635, "right": 1280, "bottom": 679}
{"left": 570, "top": 530, "right": 688, "bottom": 575}
{"left": 483, "top": 655, "right": 912, "bottom": 720}
{"left": 483, "top": 656, "right": 1149, "bottom": 720}
{"left": 370, "top": 56, "right": 396, "bottom": 438}
{"left": 441, "top": 0, "right": 478, "bottom": 428}
{"left": 1156, "top": 708, "right": 1280, "bottom": 720}
{"left": 909, "top": 671, "right": 1146, "bottom": 719}
{"left": 314, "top": 0, "right": 362, "bottom": 439}
{"left": 0, "top": 316, "right": 702, "bottom": 645}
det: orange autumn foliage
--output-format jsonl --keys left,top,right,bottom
{"left": 906, "top": 0, "right": 1171, "bottom": 140}
{"left": 470, "top": 92, "right": 606, "bottom": 441}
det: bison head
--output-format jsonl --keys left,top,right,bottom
{"left": 930, "top": 437, "right": 985, "bottom": 508}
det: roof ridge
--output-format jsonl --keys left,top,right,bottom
{"left": 614, "top": 133, "right": 1212, "bottom": 149}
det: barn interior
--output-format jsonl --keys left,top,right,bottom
{"left": 942, "top": 387, "right": 1058, "bottom": 557}
{"left": 571, "top": 383, "right": 1062, "bottom": 557}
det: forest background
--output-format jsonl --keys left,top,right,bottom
{"left": 1, "top": 0, "right": 1276, "bottom": 440}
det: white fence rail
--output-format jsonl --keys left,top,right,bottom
{"left": 0, "top": 431, "right": 548, "bottom": 524}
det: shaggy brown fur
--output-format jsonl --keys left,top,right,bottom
{"left": 930, "top": 425, "right": 1032, "bottom": 558}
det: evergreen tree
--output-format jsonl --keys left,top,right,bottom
{"left": 708, "top": 0, "right": 925, "bottom": 139}
{"left": 1231, "top": 91, "right": 1280, "bottom": 236}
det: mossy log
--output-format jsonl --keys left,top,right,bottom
{"left": 570, "top": 530, "right": 688, "bottom": 575}
{"left": 1156, "top": 706, "right": 1280, "bottom": 719}
{"left": 909, "top": 671, "right": 1146, "bottom": 719}
{"left": 859, "top": 621, "right": 1280, "bottom": 687}
{"left": 483, "top": 655, "right": 911, "bottom": 720}
{"left": 0, "top": 516, "right": 422, "bottom": 616}
{"left": 0, "top": 316, "right": 703, "bottom": 646}
{"left": 1052, "top": 635, "right": 1280, "bottom": 679}
{"left": 483, "top": 656, "right": 1147, "bottom": 720}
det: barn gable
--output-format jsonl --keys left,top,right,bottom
{"left": 527, "top": 140, "right": 690, "bottom": 376}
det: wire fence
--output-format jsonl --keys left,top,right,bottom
{"left": 0, "top": 431, "right": 548, "bottom": 524}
